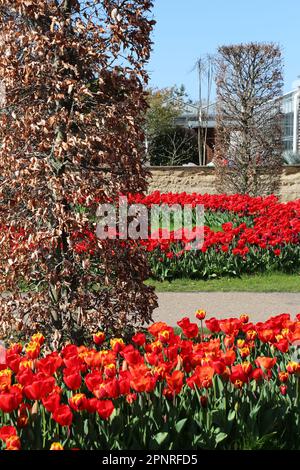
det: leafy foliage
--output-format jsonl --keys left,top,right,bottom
{"left": 0, "top": 0, "right": 157, "bottom": 343}
{"left": 145, "top": 86, "right": 187, "bottom": 138}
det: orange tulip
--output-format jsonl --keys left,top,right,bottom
{"left": 246, "top": 329, "right": 257, "bottom": 341}
{"left": 255, "top": 356, "right": 277, "bottom": 370}
{"left": 278, "top": 371, "right": 289, "bottom": 383}
{"left": 257, "top": 329, "right": 274, "bottom": 343}
{"left": 110, "top": 338, "right": 125, "bottom": 353}
{"left": 31, "top": 333, "right": 45, "bottom": 345}
{"left": 148, "top": 322, "right": 169, "bottom": 338}
{"left": 69, "top": 393, "right": 88, "bottom": 411}
{"left": 219, "top": 318, "right": 241, "bottom": 336}
{"left": 239, "top": 347, "right": 250, "bottom": 359}
{"left": 25, "top": 341, "right": 40, "bottom": 360}
{"left": 5, "top": 435, "right": 21, "bottom": 450}
{"left": 0, "top": 369, "right": 12, "bottom": 392}
{"left": 166, "top": 370, "right": 184, "bottom": 395}
{"left": 187, "top": 365, "right": 214, "bottom": 389}
{"left": 50, "top": 442, "right": 64, "bottom": 450}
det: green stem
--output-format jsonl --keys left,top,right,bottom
{"left": 295, "top": 377, "right": 300, "bottom": 407}
{"left": 41, "top": 405, "right": 46, "bottom": 449}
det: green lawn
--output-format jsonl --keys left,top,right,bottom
{"left": 146, "top": 272, "right": 300, "bottom": 292}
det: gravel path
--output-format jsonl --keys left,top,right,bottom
{"left": 153, "top": 292, "right": 300, "bottom": 325}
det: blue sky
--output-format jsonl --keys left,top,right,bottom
{"left": 148, "top": 0, "right": 300, "bottom": 100}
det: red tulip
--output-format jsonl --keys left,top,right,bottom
{"left": 36, "top": 353, "right": 62, "bottom": 376}
{"left": 251, "top": 368, "right": 264, "bottom": 383}
{"left": 0, "top": 389, "right": 22, "bottom": 413}
{"left": 24, "top": 376, "right": 56, "bottom": 400}
{"left": 116, "top": 371, "right": 129, "bottom": 396}
{"left": 121, "top": 347, "right": 144, "bottom": 366}
{"left": 126, "top": 393, "right": 137, "bottom": 404}
{"left": 195, "top": 309, "right": 206, "bottom": 321}
{"left": 187, "top": 365, "right": 214, "bottom": 389}
{"left": 130, "top": 365, "right": 157, "bottom": 393}
{"left": 93, "top": 332, "right": 105, "bottom": 346}
{"left": 85, "top": 371, "right": 103, "bottom": 392}
{"left": 0, "top": 425, "right": 17, "bottom": 442}
{"left": 219, "top": 318, "right": 241, "bottom": 336}
{"left": 200, "top": 395, "right": 208, "bottom": 407}
{"left": 166, "top": 370, "right": 184, "bottom": 395}
{"left": 16, "top": 368, "right": 34, "bottom": 387}
{"left": 110, "top": 338, "right": 125, "bottom": 353}
{"left": 42, "top": 391, "right": 61, "bottom": 413}
{"left": 96, "top": 400, "right": 114, "bottom": 420}
{"left": 69, "top": 393, "right": 88, "bottom": 412}
{"left": 177, "top": 318, "right": 199, "bottom": 339}
{"left": 85, "top": 398, "right": 99, "bottom": 414}
{"left": 52, "top": 405, "right": 73, "bottom": 427}
{"left": 239, "top": 314, "right": 249, "bottom": 324}
{"left": 230, "top": 365, "right": 249, "bottom": 386}
{"left": 63, "top": 369, "right": 82, "bottom": 390}
{"left": 132, "top": 332, "right": 146, "bottom": 346}
{"left": 280, "top": 384, "right": 288, "bottom": 395}
{"left": 205, "top": 317, "right": 220, "bottom": 333}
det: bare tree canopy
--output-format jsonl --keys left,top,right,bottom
{"left": 149, "top": 126, "right": 199, "bottom": 166}
{"left": 0, "top": 0, "right": 157, "bottom": 343}
{"left": 215, "top": 42, "right": 283, "bottom": 195}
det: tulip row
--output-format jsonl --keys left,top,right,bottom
{"left": 1, "top": 310, "right": 300, "bottom": 449}
{"left": 71, "top": 192, "right": 300, "bottom": 280}
{"left": 6, "top": 192, "right": 300, "bottom": 281}
{"left": 135, "top": 192, "right": 300, "bottom": 280}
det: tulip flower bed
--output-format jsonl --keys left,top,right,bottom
{"left": 132, "top": 192, "right": 300, "bottom": 280}
{"left": 2, "top": 311, "right": 300, "bottom": 450}
{"left": 71, "top": 192, "right": 300, "bottom": 280}
{"left": 6, "top": 192, "right": 300, "bottom": 282}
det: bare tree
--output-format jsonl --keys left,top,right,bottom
{"left": 215, "top": 42, "right": 283, "bottom": 195}
{"left": 149, "top": 126, "right": 198, "bottom": 166}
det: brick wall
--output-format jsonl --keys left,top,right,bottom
{"left": 147, "top": 166, "right": 300, "bottom": 201}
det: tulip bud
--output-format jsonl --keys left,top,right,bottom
{"left": 93, "top": 332, "right": 105, "bottom": 346}
{"left": 195, "top": 309, "right": 206, "bottom": 321}
{"left": 200, "top": 395, "right": 208, "bottom": 407}
{"left": 240, "top": 314, "right": 249, "bottom": 324}
{"left": 278, "top": 371, "right": 289, "bottom": 383}
{"left": 279, "top": 384, "right": 288, "bottom": 396}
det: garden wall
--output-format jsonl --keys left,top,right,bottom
{"left": 147, "top": 165, "right": 300, "bottom": 201}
